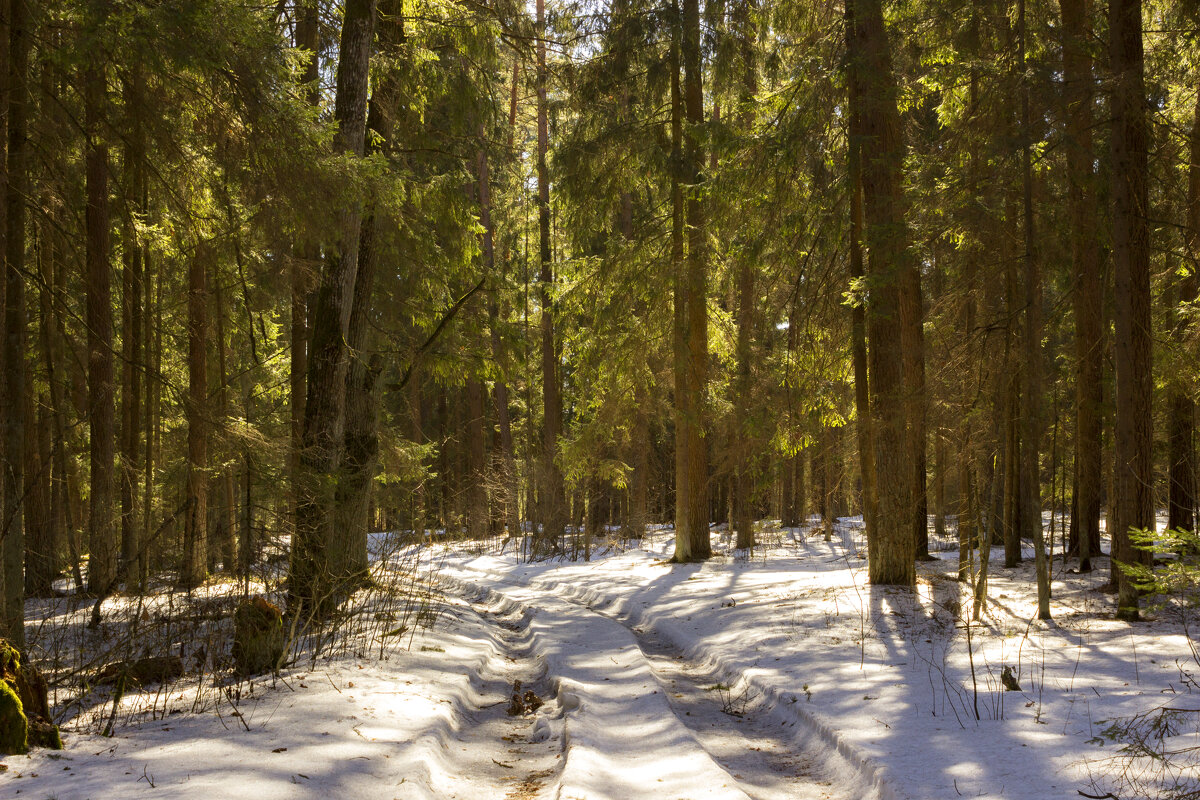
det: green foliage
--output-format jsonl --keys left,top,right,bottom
{"left": 0, "top": 642, "right": 27, "bottom": 756}
{"left": 1125, "top": 529, "right": 1200, "bottom": 609}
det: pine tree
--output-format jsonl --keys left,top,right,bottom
{"left": 847, "top": 0, "right": 914, "bottom": 587}
{"left": 291, "top": 0, "right": 378, "bottom": 614}
{"left": 1110, "top": 0, "right": 1153, "bottom": 621}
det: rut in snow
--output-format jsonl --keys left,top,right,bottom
{"left": 629, "top": 621, "right": 850, "bottom": 800}
{"left": 454, "top": 594, "right": 564, "bottom": 800}
{"left": 446, "top": 573, "right": 873, "bottom": 800}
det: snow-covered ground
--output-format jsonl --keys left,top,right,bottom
{"left": 4, "top": 520, "right": 1197, "bottom": 799}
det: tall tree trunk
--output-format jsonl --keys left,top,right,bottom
{"left": 142, "top": 246, "right": 161, "bottom": 579}
{"left": 903, "top": 249, "right": 928, "bottom": 561}
{"left": 479, "top": 114, "right": 522, "bottom": 541}
{"left": 465, "top": 376, "right": 489, "bottom": 539}
{"left": 23, "top": 390, "right": 54, "bottom": 597}
{"left": 823, "top": 425, "right": 841, "bottom": 541}
{"left": 291, "top": 0, "right": 318, "bottom": 528}
{"left": 238, "top": 368, "right": 256, "bottom": 577}
{"left": 1061, "top": 0, "right": 1103, "bottom": 570}
{"left": 958, "top": 441, "right": 974, "bottom": 583}
{"left": 85, "top": 27, "right": 117, "bottom": 599}
{"left": 1, "top": 0, "right": 25, "bottom": 643}
{"left": 331, "top": 1, "right": 402, "bottom": 588}
{"left": 731, "top": 0, "right": 758, "bottom": 552}
{"left": 975, "top": 262, "right": 1006, "bottom": 613}
{"left": 844, "top": 18, "right": 877, "bottom": 547}
{"left": 795, "top": 451, "right": 807, "bottom": 525}
{"left": 673, "top": 0, "right": 711, "bottom": 562}
{"left": 180, "top": 245, "right": 209, "bottom": 590}
{"left": 1110, "top": 0, "right": 1152, "bottom": 620}
{"left": 31, "top": 225, "right": 64, "bottom": 597}
{"left": 0, "top": 1, "right": 9, "bottom": 626}
{"left": 291, "top": 0, "right": 377, "bottom": 614}
{"left": 934, "top": 432, "right": 947, "bottom": 541}
{"left": 1168, "top": 91, "right": 1200, "bottom": 534}
{"left": 409, "top": 377, "right": 425, "bottom": 539}
{"left": 1003, "top": 213, "right": 1022, "bottom": 568}
{"left": 44, "top": 202, "right": 85, "bottom": 592}
{"left": 437, "top": 389, "right": 450, "bottom": 529}
{"left": 535, "top": 0, "right": 566, "bottom": 556}
{"left": 671, "top": 4, "right": 687, "bottom": 539}
{"left": 212, "top": 266, "right": 235, "bottom": 572}
{"left": 332, "top": 213, "right": 377, "bottom": 583}
{"left": 732, "top": 0, "right": 757, "bottom": 552}
{"left": 1018, "top": 0, "right": 1050, "bottom": 619}
{"left": 609, "top": 5, "right": 650, "bottom": 540}
{"left": 119, "top": 74, "right": 144, "bottom": 587}
{"left": 781, "top": 456, "right": 796, "bottom": 527}
{"left": 847, "top": 0, "right": 914, "bottom": 586}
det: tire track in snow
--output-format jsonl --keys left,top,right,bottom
{"left": 628, "top": 621, "right": 850, "bottom": 800}
{"left": 450, "top": 593, "right": 564, "bottom": 800}
{"left": 442, "top": 571, "right": 873, "bottom": 800}
{"left": 536, "top": 573, "right": 902, "bottom": 800}
{"left": 443, "top": 564, "right": 901, "bottom": 800}
{"left": 442, "top": 574, "right": 755, "bottom": 800}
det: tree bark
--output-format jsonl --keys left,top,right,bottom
{"left": 781, "top": 456, "right": 796, "bottom": 528}
{"left": 1018, "top": 0, "right": 1050, "bottom": 619}
{"left": 291, "top": 0, "right": 319, "bottom": 542}
{"left": 902, "top": 246, "right": 927, "bottom": 561}
{"left": 409, "top": 377, "right": 425, "bottom": 539}
{"left": 23, "top": 389, "right": 54, "bottom": 597}
{"left": 465, "top": 376, "right": 489, "bottom": 540}
{"left": 1110, "top": 0, "right": 1153, "bottom": 620}
{"left": 291, "top": 0, "right": 377, "bottom": 614}
{"left": 732, "top": 0, "right": 757, "bottom": 552}
{"left": 142, "top": 245, "right": 161, "bottom": 579}
{"left": 212, "top": 266, "right": 235, "bottom": 573}
{"left": 1167, "top": 89, "right": 1200, "bottom": 534}
{"left": 1060, "top": 0, "right": 1103, "bottom": 570}
{"left": 670, "top": 8, "right": 687, "bottom": 540}
{"left": 847, "top": 0, "right": 914, "bottom": 586}
{"left": 330, "top": 1, "right": 402, "bottom": 588}
{"left": 1003, "top": 216, "right": 1022, "bottom": 568}
{"left": 31, "top": 221, "right": 65, "bottom": 597}
{"left": 845, "top": 21, "right": 877, "bottom": 548}
{"left": 610, "top": 2, "right": 651, "bottom": 541}
{"left": 934, "top": 432, "right": 947, "bottom": 541}
{"left": 119, "top": 73, "right": 145, "bottom": 588}
{"left": 180, "top": 245, "right": 209, "bottom": 590}
{"left": 1, "top": 0, "right": 25, "bottom": 643}
{"left": 795, "top": 451, "right": 807, "bottom": 525}
{"left": 85, "top": 27, "right": 117, "bottom": 599}
{"left": 479, "top": 115, "right": 522, "bottom": 541}
{"left": 672, "top": 0, "right": 711, "bottom": 562}
{"left": 238, "top": 369, "right": 255, "bottom": 577}
{"left": 535, "top": 0, "right": 566, "bottom": 556}
{"left": 958, "top": 441, "right": 974, "bottom": 583}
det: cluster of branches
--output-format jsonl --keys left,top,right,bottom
{"left": 1, "top": 0, "right": 1198, "bottom": 646}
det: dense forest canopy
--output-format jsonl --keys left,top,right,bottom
{"left": 0, "top": 0, "right": 1197, "bottom": 638}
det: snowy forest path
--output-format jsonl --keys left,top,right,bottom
{"left": 441, "top": 564, "right": 863, "bottom": 800}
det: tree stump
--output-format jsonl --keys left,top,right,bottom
{"left": 0, "top": 639, "right": 62, "bottom": 753}
{"left": 233, "top": 597, "right": 286, "bottom": 675}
